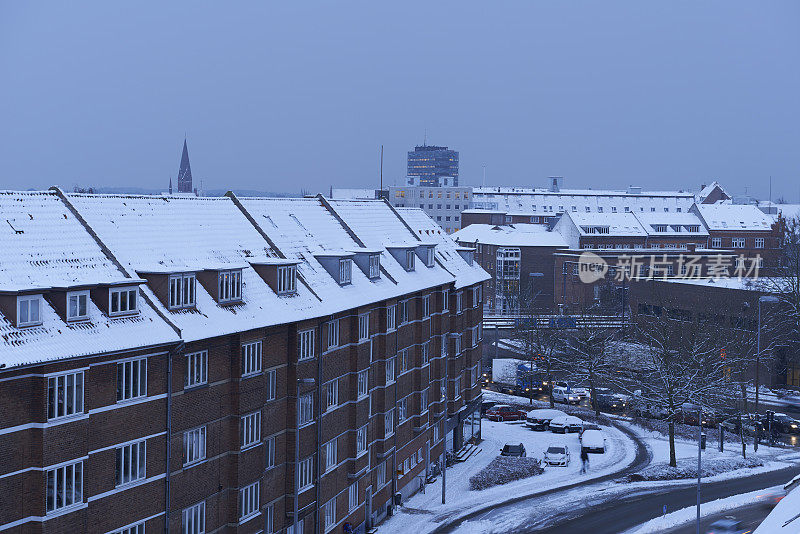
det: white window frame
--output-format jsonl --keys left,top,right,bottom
{"left": 299, "top": 392, "right": 314, "bottom": 426}
{"left": 356, "top": 425, "right": 367, "bottom": 456}
{"left": 46, "top": 460, "right": 83, "bottom": 514}
{"left": 358, "top": 313, "right": 369, "bottom": 342}
{"left": 377, "top": 462, "right": 386, "bottom": 487}
{"left": 369, "top": 254, "right": 381, "bottom": 279}
{"left": 349, "top": 482, "right": 358, "bottom": 511}
{"left": 324, "top": 498, "right": 336, "bottom": 532}
{"left": 265, "top": 436, "right": 276, "bottom": 469}
{"left": 325, "top": 379, "right": 339, "bottom": 412}
{"left": 357, "top": 369, "right": 368, "bottom": 399}
{"left": 182, "top": 501, "right": 205, "bottom": 534}
{"left": 183, "top": 426, "right": 207, "bottom": 467}
{"left": 117, "top": 357, "right": 147, "bottom": 402}
{"left": 421, "top": 388, "right": 429, "bottom": 413}
{"left": 422, "top": 294, "right": 430, "bottom": 318}
{"left": 326, "top": 319, "right": 340, "bottom": 350}
{"left": 421, "top": 341, "right": 430, "bottom": 365}
{"left": 473, "top": 286, "right": 481, "bottom": 308}
{"left": 66, "top": 290, "right": 90, "bottom": 321}
{"left": 109, "top": 522, "right": 146, "bottom": 534}
{"left": 241, "top": 340, "right": 263, "bottom": 377}
{"left": 398, "top": 397, "right": 408, "bottom": 423}
{"left": 442, "top": 289, "right": 449, "bottom": 312}
{"left": 277, "top": 265, "right": 297, "bottom": 294}
{"left": 115, "top": 440, "right": 146, "bottom": 487}
{"left": 298, "top": 329, "right": 315, "bottom": 361}
{"left": 711, "top": 237, "right": 722, "bottom": 248}
{"left": 265, "top": 504, "right": 274, "bottom": 534}
{"left": 385, "top": 357, "right": 395, "bottom": 385}
{"left": 239, "top": 481, "right": 260, "bottom": 523}
{"left": 47, "top": 371, "right": 84, "bottom": 420}
{"left": 405, "top": 249, "right": 416, "bottom": 271}
{"left": 755, "top": 237, "right": 765, "bottom": 249}
{"left": 339, "top": 258, "right": 352, "bottom": 285}
{"left": 384, "top": 408, "right": 395, "bottom": 437}
{"left": 168, "top": 273, "right": 196, "bottom": 310}
{"left": 456, "top": 292, "right": 463, "bottom": 313}
{"left": 732, "top": 238, "right": 746, "bottom": 248}
{"left": 324, "top": 439, "right": 337, "bottom": 471}
{"left": 398, "top": 348, "right": 408, "bottom": 374}
{"left": 17, "top": 294, "right": 43, "bottom": 327}
{"left": 265, "top": 369, "right": 276, "bottom": 401}
{"left": 109, "top": 286, "right": 139, "bottom": 316}
{"left": 425, "top": 247, "right": 435, "bottom": 267}
{"left": 185, "top": 350, "right": 208, "bottom": 388}
{"left": 399, "top": 300, "right": 409, "bottom": 325}
{"left": 240, "top": 411, "right": 261, "bottom": 450}
{"left": 217, "top": 269, "right": 242, "bottom": 303}
{"left": 298, "top": 456, "right": 314, "bottom": 490}
{"left": 454, "top": 375, "right": 462, "bottom": 400}
{"left": 386, "top": 304, "right": 396, "bottom": 331}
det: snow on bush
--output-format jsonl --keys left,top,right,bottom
{"left": 627, "top": 455, "right": 764, "bottom": 482}
{"left": 469, "top": 456, "right": 544, "bottom": 491}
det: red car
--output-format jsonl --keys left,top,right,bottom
{"left": 485, "top": 404, "right": 526, "bottom": 421}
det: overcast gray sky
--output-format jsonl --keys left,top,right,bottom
{"left": 1, "top": 2, "right": 798, "bottom": 199}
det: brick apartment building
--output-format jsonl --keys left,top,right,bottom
{"left": 0, "top": 190, "right": 488, "bottom": 534}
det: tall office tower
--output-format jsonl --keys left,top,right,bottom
{"left": 407, "top": 144, "right": 459, "bottom": 187}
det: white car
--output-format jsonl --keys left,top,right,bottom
{"left": 555, "top": 382, "right": 589, "bottom": 399}
{"left": 552, "top": 386, "right": 581, "bottom": 405}
{"left": 548, "top": 415, "right": 584, "bottom": 434}
{"left": 525, "top": 409, "right": 568, "bottom": 431}
{"left": 544, "top": 444, "right": 571, "bottom": 466}
{"left": 580, "top": 429, "right": 606, "bottom": 453}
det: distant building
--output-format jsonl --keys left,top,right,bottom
{"left": 407, "top": 145, "right": 459, "bottom": 187}
{"left": 177, "top": 139, "right": 193, "bottom": 194}
{"left": 389, "top": 185, "right": 471, "bottom": 234}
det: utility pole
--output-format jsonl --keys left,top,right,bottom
{"left": 696, "top": 405, "right": 702, "bottom": 534}
{"left": 380, "top": 145, "right": 384, "bottom": 191}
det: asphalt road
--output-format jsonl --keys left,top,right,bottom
{"left": 662, "top": 501, "right": 773, "bottom": 534}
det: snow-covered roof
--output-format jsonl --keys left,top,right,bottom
{"left": 0, "top": 191, "right": 179, "bottom": 367}
{"left": 633, "top": 212, "right": 709, "bottom": 236}
{"left": 472, "top": 186, "right": 694, "bottom": 198}
{"left": 696, "top": 181, "right": 729, "bottom": 203}
{"left": 451, "top": 223, "right": 568, "bottom": 248}
{"left": 65, "top": 193, "right": 322, "bottom": 342}
{"left": 565, "top": 212, "right": 649, "bottom": 236}
{"left": 693, "top": 203, "right": 775, "bottom": 231}
{"left": 753, "top": 485, "right": 800, "bottom": 533}
{"left": 329, "top": 188, "right": 378, "bottom": 200}
{"left": 394, "top": 207, "right": 490, "bottom": 290}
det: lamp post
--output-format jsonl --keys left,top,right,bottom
{"left": 294, "top": 377, "right": 315, "bottom": 534}
{"left": 755, "top": 296, "right": 779, "bottom": 416}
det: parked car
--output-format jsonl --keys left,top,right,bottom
{"left": 768, "top": 413, "right": 800, "bottom": 434}
{"left": 552, "top": 387, "right": 581, "bottom": 405}
{"left": 555, "top": 381, "right": 589, "bottom": 399}
{"left": 548, "top": 415, "right": 584, "bottom": 434}
{"left": 526, "top": 409, "right": 568, "bottom": 431}
{"left": 579, "top": 423, "right": 601, "bottom": 437}
{"left": 581, "top": 429, "right": 606, "bottom": 453}
{"left": 596, "top": 393, "right": 628, "bottom": 413}
{"left": 485, "top": 404, "right": 527, "bottom": 422}
{"left": 480, "top": 401, "right": 498, "bottom": 416}
{"left": 704, "top": 518, "right": 749, "bottom": 534}
{"left": 500, "top": 443, "right": 526, "bottom": 457}
{"left": 632, "top": 400, "right": 669, "bottom": 420}
{"left": 544, "top": 445, "right": 570, "bottom": 466}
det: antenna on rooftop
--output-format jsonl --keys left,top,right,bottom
{"left": 769, "top": 176, "right": 772, "bottom": 206}
{"left": 423, "top": 129, "right": 427, "bottom": 147}
{"left": 380, "top": 145, "right": 384, "bottom": 191}
{"left": 482, "top": 164, "right": 486, "bottom": 188}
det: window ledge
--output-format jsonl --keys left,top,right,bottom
{"left": 116, "top": 395, "right": 148, "bottom": 405}
{"left": 183, "top": 458, "right": 207, "bottom": 469}
{"left": 46, "top": 413, "right": 86, "bottom": 425}
{"left": 238, "top": 511, "right": 261, "bottom": 525}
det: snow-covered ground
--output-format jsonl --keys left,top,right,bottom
{"left": 380, "top": 414, "right": 636, "bottom": 534}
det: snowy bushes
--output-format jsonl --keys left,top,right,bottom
{"left": 469, "top": 456, "right": 544, "bottom": 491}
{"left": 627, "top": 456, "right": 764, "bottom": 481}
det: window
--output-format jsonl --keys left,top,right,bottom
{"left": 425, "top": 247, "right": 435, "bottom": 267}
{"left": 377, "top": 462, "right": 386, "bottom": 487}
{"left": 184, "top": 427, "right": 206, "bottom": 466}
{"left": 240, "top": 411, "right": 261, "bottom": 449}
{"left": 299, "top": 393, "right": 314, "bottom": 425}
{"left": 356, "top": 425, "right": 367, "bottom": 455}
{"left": 755, "top": 238, "right": 765, "bottom": 249}
{"left": 217, "top": 270, "right": 242, "bottom": 302}
{"left": 454, "top": 334, "right": 462, "bottom": 355}
{"left": 298, "top": 456, "right": 314, "bottom": 490}
{"left": 654, "top": 225, "right": 668, "bottom": 232}
{"left": 354, "top": 313, "right": 369, "bottom": 343}
{"left": 185, "top": 351, "right": 208, "bottom": 388}
{"left": 339, "top": 258, "right": 352, "bottom": 285}
{"left": 440, "top": 380, "right": 446, "bottom": 401}
{"left": 398, "top": 398, "right": 407, "bottom": 422}
{"left": 349, "top": 482, "right": 358, "bottom": 511}
{"left": 169, "top": 273, "right": 196, "bottom": 309}
{"left": 66, "top": 290, "right": 90, "bottom": 321}
{"left": 239, "top": 481, "right": 260, "bottom": 522}
{"left": 369, "top": 254, "right": 380, "bottom": 278}
{"left": 357, "top": 370, "right": 369, "bottom": 399}
{"left": 276, "top": 265, "right": 297, "bottom": 294}
{"left": 385, "top": 357, "right": 395, "bottom": 384}
{"left": 472, "top": 327, "right": 478, "bottom": 347}
{"left": 405, "top": 249, "right": 415, "bottom": 271}
{"left": 422, "top": 295, "right": 430, "bottom": 318}
{"left": 324, "top": 498, "right": 336, "bottom": 532}
{"left": 47, "top": 371, "right": 84, "bottom": 420}
{"left": 399, "top": 300, "right": 409, "bottom": 325}
{"left": 421, "top": 388, "right": 429, "bottom": 412}
{"left": 456, "top": 292, "right": 463, "bottom": 313}
{"left": 298, "top": 329, "right": 315, "bottom": 361}
{"left": 386, "top": 304, "right": 396, "bottom": 330}
{"left": 16, "top": 294, "right": 42, "bottom": 327}
{"left": 384, "top": 409, "right": 395, "bottom": 437}
{"left": 261, "top": 369, "right": 275, "bottom": 401}
{"left": 441, "top": 335, "right": 447, "bottom": 358}
{"left": 325, "top": 379, "right": 339, "bottom": 411}
{"left": 265, "top": 436, "right": 275, "bottom": 469}
{"left": 110, "top": 522, "right": 145, "bottom": 534}
{"left": 442, "top": 289, "right": 450, "bottom": 311}
{"left": 324, "top": 439, "right": 337, "bottom": 471}
{"left": 711, "top": 237, "right": 722, "bottom": 248}
{"left": 733, "top": 238, "right": 746, "bottom": 248}
{"left": 182, "top": 502, "right": 205, "bottom": 534}
{"left": 454, "top": 376, "right": 462, "bottom": 399}
{"left": 399, "top": 349, "right": 408, "bottom": 373}
{"left": 326, "top": 319, "right": 340, "bottom": 350}
{"left": 109, "top": 287, "right": 138, "bottom": 316}
{"left": 265, "top": 504, "right": 274, "bottom": 534}
{"left": 117, "top": 358, "right": 147, "bottom": 401}
{"left": 115, "top": 440, "right": 146, "bottom": 486}
{"left": 241, "top": 341, "right": 263, "bottom": 377}
{"left": 46, "top": 460, "right": 83, "bottom": 513}
{"left": 421, "top": 341, "right": 430, "bottom": 365}
{"left": 433, "top": 423, "right": 440, "bottom": 443}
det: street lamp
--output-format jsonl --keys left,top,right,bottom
{"left": 294, "top": 377, "right": 315, "bottom": 534}
{"left": 755, "top": 296, "right": 779, "bottom": 416}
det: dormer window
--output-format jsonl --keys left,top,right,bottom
{"left": 17, "top": 294, "right": 42, "bottom": 327}
{"left": 653, "top": 225, "right": 668, "bottom": 232}
{"left": 339, "top": 259, "right": 352, "bottom": 285}
{"left": 369, "top": 254, "right": 380, "bottom": 279}
{"left": 168, "top": 273, "right": 196, "bottom": 310}
{"left": 109, "top": 287, "right": 138, "bottom": 316}
{"left": 277, "top": 265, "right": 297, "bottom": 294}
{"left": 218, "top": 270, "right": 242, "bottom": 303}
{"left": 67, "top": 290, "right": 90, "bottom": 321}
{"left": 405, "top": 250, "right": 415, "bottom": 272}
{"left": 688, "top": 225, "right": 700, "bottom": 233}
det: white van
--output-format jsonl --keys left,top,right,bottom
{"left": 552, "top": 386, "right": 581, "bottom": 405}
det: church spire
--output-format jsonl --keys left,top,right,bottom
{"left": 177, "top": 139, "right": 193, "bottom": 193}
